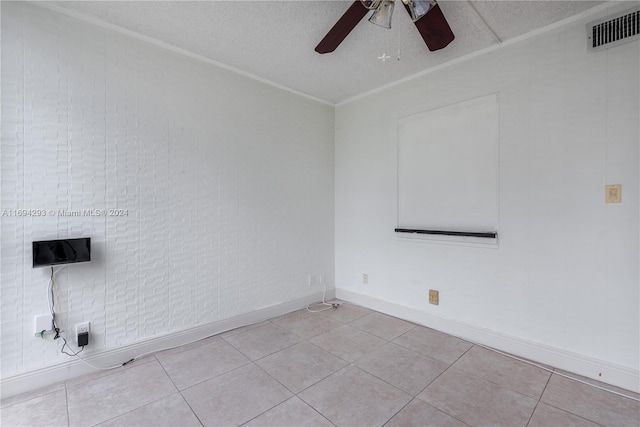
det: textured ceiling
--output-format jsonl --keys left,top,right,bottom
{"left": 45, "top": 1, "right": 605, "bottom": 104}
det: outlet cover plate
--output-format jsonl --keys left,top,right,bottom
{"left": 75, "top": 321, "right": 90, "bottom": 342}
{"left": 429, "top": 290, "right": 439, "bottom": 305}
{"left": 605, "top": 184, "right": 621, "bottom": 203}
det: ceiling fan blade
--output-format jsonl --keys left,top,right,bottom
{"left": 315, "top": 1, "right": 370, "bottom": 54}
{"left": 405, "top": 3, "right": 454, "bottom": 51}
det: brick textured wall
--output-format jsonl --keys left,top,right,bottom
{"left": 1, "top": 2, "right": 334, "bottom": 378}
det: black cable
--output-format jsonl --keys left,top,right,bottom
{"left": 45, "top": 267, "right": 97, "bottom": 364}
{"left": 49, "top": 267, "right": 61, "bottom": 340}
{"left": 60, "top": 337, "right": 84, "bottom": 357}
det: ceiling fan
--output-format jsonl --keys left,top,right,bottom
{"left": 315, "top": 0, "right": 454, "bottom": 54}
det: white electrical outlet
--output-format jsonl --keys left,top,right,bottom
{"left": 75, "top": 321, "right": 90, "bottom": 342}
{"left": 362, "top": 273, "right": 368, "bottom": 284}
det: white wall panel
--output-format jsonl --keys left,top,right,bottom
{"left": 1, "top": 3, "right": 25, "bottom": 375}
{"left": 335, "top": 2, "right": 639, "bottom": 375}
{"left": 104, "top": 30, "right": 141, "bottom": 348}
{"left": 165, "top": 52, "right": 198, "bottom": 332}
{"left": 20, "top": 5, "right": 73, "bottom": 370}
{"left": 0, "top": 2, "right": 334, "bottom": 378}
{"left": 135, "top": 40, "right": 171, "bottom": 340}
{"left": 65, "top": 17, "right": 108, "bottom": 353}
{"left": 192, "top": 61, "right": 220, "bottom": 325}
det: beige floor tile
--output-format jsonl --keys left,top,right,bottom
{"left": 96, "top": 393, "right": 202, "bottom": 426}
{"left": 0, "top": 381, "right": 65, "bottom": 409}
{"left": 554, "top": 369, "right": 640, "bottom": 400}
{"left": 385, "top": 399, "right": 468, "bottom": 427}
{"left": 299, "top": 366, "right": 411, "bottom": 426}
{"left": 271, "top": 310, "right": 343, "bottom": 339}
{"left": 318, "top": 303, "right": 373, "bottom": 323}
{"left": 0, "top": 390, "right": 68, "bottom": 427}
{"left": 256, "top": 341, "right": 347, "bottom": 393}
{"left": 64, "top": 354, "right": 156, "bottom": 388}
{"left": 181, "top": 363, "right": 292, "bottom": 426}
{"left": 9, "top": 306, "right": 638, "bottom": 427}
{"left": 348, "top": 312, "right": 416, "bottom": 341}
{"left": 244, "top": 397, "right": 333, "bottom": 427}
{"left": 528, "top": 402, "right": 602, "bottom": 427}
{"left": 309, "top": 324, "right": 386, "bottom": 363}
{"left": 541, "top": 373, "right": 640, "bottom": 426}
{"left": 66, "top": 360, "right": 177, "bottom": 427}
{"left": 452, "top": 345, "right": 551, "bottom": 399}
{"left": 156, "top": 339, "right": 250, "bottom": 389}
{"left": 418, "top": 368, "right": 537, "bottom": 426}
{"left": 154, "top": 334, "right": 222, "bottom": 358}
{"left": 222, "top": 322, "right": 301, "bottom": 361}
{"left": 219, "top": 320, "right": 271, "bottom": 339}
{"left": 393, "top": 326, "right": 472, "bottom": 365}
{"left": 355, "top": 342, "right": 449, "bottom": 395}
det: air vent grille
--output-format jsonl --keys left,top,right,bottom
{"left": 587, "top": 6, "right": 640, "bottom": 52}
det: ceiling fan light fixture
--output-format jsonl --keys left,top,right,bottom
{"left": 360, "top": 0, "right": 382, "bottom": 10}
{"left": 403, "top": 0, "right": 435, "bottom": 22}
{"left": 369, "top": 0, "right": 395, "bottom": 29}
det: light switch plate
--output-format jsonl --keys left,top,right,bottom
{"left": 605, "top": 184, "right": 622, "bottom": 203}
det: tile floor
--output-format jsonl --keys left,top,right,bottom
{"left": 2, "top": 303, "right": 639, "bottom": 427}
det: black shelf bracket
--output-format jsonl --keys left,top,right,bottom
{"left": 395, "top": 229, "right": 497, "bottom": 239}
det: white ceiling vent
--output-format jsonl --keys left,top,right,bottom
{"left": 587, "top": 6, "right": 640, "bottom": 52}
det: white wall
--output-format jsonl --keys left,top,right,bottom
{"left": 335, "top": 3, "right": 639, "bottom": 388}
{"left": 1, "top": 2, "right": 334, "bottom": 379}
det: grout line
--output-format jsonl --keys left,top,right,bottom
{"left": 350, "top": 342, "right": 446, "bottom": 397}
{"left": 296, "top": 385, "right": 343, "bottom": 427}
{"left": 409, "top": 343, "right": 475, "bottom": 401}
{"left": 235, "top": 375, "right": 292, "bottom": 427}
{"left": 265, "top": 342, "right": 348, "bottom": 396}
{"left": 250, "top": 360, "right": 297, "bottom": 394}
{"left": 64, "top": 384, "right": 70, "bottom": 427}
{"left": 296, "top": 362, "right": 353, "bottom": 396}
{"left": 450, "top": 346, "right": 544, "bottom": 398}
{"left": 79, "top": 360, "right": 177, "bottom": 427}
{"left": 381, "top": 397, "right": 416, "bottom": 427}
{"left": 439, "top": 345, "right": 546, "bottom": 404}
{"left": 154, "top": 354, "right": 179, "bottom": 391}
{"left": 154, "top": 356, "right": 204, "bottom": 427}
{"left": 403, "top": 344, "right": 478, "bottom": 424}
{"left": 537, "top": 400, "right": 607, "bottom": 427}
{"left": 172, "top": 357, "right": 254, "bottom": 394}
{"left": 309, "top": 408, "right": 338, "bottom": 426}
{"left": 293, "top": 368, "right": 353, "bottom": 427}
{"left": 525, "top": 369, "right": 553, "bottom": 426}
{"left": 179, "top": 396, "right": 205, "bottom": 427}
{"left": 470, "top": 342, "right": 640, "bottom": 402}
{"left": 382, "top": 397, "right": 472, "bottom": 427}
{"left": 429, "top": 402, "right": 472, "bottom": 427}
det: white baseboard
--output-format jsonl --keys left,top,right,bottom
{"left": 336, "top": 288, "right": 640, "bottom": 394}
{"left": 0, "top": 290, "right": 334, "bottom": 399}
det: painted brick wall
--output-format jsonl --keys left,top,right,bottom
{"left": 1, "top": 2, "right": 334, "bottom": 378}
